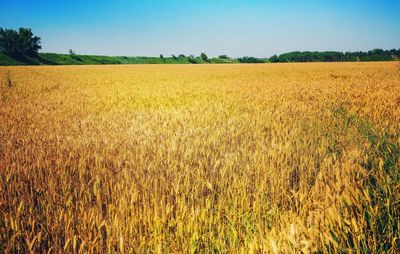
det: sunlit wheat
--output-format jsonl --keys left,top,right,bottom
{"left": 0, "top": 62, "right": 399, "bottom": 253}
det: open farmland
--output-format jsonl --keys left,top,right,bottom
{"left": 0, "top": 62, "right": 399, "bottom": 253}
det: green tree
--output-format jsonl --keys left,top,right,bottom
{"left": 269, "top": 49, "right": 399, "bottom": 63}
{"left": 188, "top": 55, "right": 197, "bottom": 64}
{"left": 200, "top": 53, "right": 209, "bottom": 62}
{"left": 237, "top": 56, "right": 264, "bottom": 63}
{"left": 0, "top": 27, "right": 41, "bottom": 58}
{"left": 269, "top": 55, "right": 279, "bottom": 63}
{"left": 18, "top": 28, "right": 41, "bottom": 57}
{"left": 0, "top": 28, "right": 21, "bottom": 57}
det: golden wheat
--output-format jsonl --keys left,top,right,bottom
{"left": 0, "top": 62, "right": 399, "bottom": 253}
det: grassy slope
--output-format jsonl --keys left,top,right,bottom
{"left": 0, "top": 52, "right": 240, "bottom": 66}
{"left": 0, "top": 52, "right": 24, "bottom": 66}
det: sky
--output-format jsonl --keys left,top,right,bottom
{"left": 0, "top": 0, "right": 399, "bottom": 57}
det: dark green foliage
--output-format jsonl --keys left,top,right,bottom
{"left": 200, "top": 53, "right": 209, "bottom": 62}
{"left": 1, "top": 53, "right": 215, "bottom": 65}
{"left": 0, "top": 52, "right": 22, "bottom": 65}
{"left": 270, "top": 49, "right": 400, "bottom": 63}
{"left": 188, "top": 55, "right": 197, "bottom": 64}
{"left": 18, "top": 28, "right": 41, "bottom": 58}
{"left": 237, "top": 56, "right": 266, "bottom": 63}
{"left": 2, "top": 48, "right": 398, "bottom": 66}
{"left": 68, "top": 49, "right": 82, "bottom": 61}
{"left": 72, "top": 55, "right": 82, "bottom": 61}
{"left": 269, "top": 55, "right": 279, "bottom": 63}
{"left": 36, "top": 55, "right": 57, "bottom": 65}
{"left": 0, "top": 29, "right": 21, "bottom": 57}
{"left": 0, "top": 28, "right": 41, "bottom": 58}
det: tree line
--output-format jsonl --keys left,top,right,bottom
{"left": 269, "top": 49, "right": 400, "bottom": 63}
{"left": 1, "top": 27, "right": 399, "bottom": 64}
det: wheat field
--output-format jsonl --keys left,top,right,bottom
{"left": 0, "top": 62, "right": 399, "bottom": 253}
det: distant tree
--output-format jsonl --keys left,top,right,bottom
{"left": 237, "top": 56, "right": 264, "bottom": 63}
{"left": 67, "top": 48, "right": 82, "bottom": 61}
{"left": 171, "top": 54, "right": 178, "bottom": 60}
{"left": 188, "top": 55, "right": 197, "bottom": 64}
{"left": 159, "top": 54, "right": 164, "bottom": 60}
{"left": 200, "top": 53, "right": 209, "bottom": 62}
{"left": 269, "top": 49, "right": 399, "bottom": 63}
{"left": 0, "top": 27, "right": 41, "bottom": 58}
{"left": 178, "top": 54, "right": 186, "bottom": 58}
{"left": 269, "top": 55, "right": 279, "bottom": 63}
{"left": 218, "top": 55, "right": 229, "bottom": 59}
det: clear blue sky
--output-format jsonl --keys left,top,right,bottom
{"left": 1, "top": 0, "right": 399, "bottom": 57}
